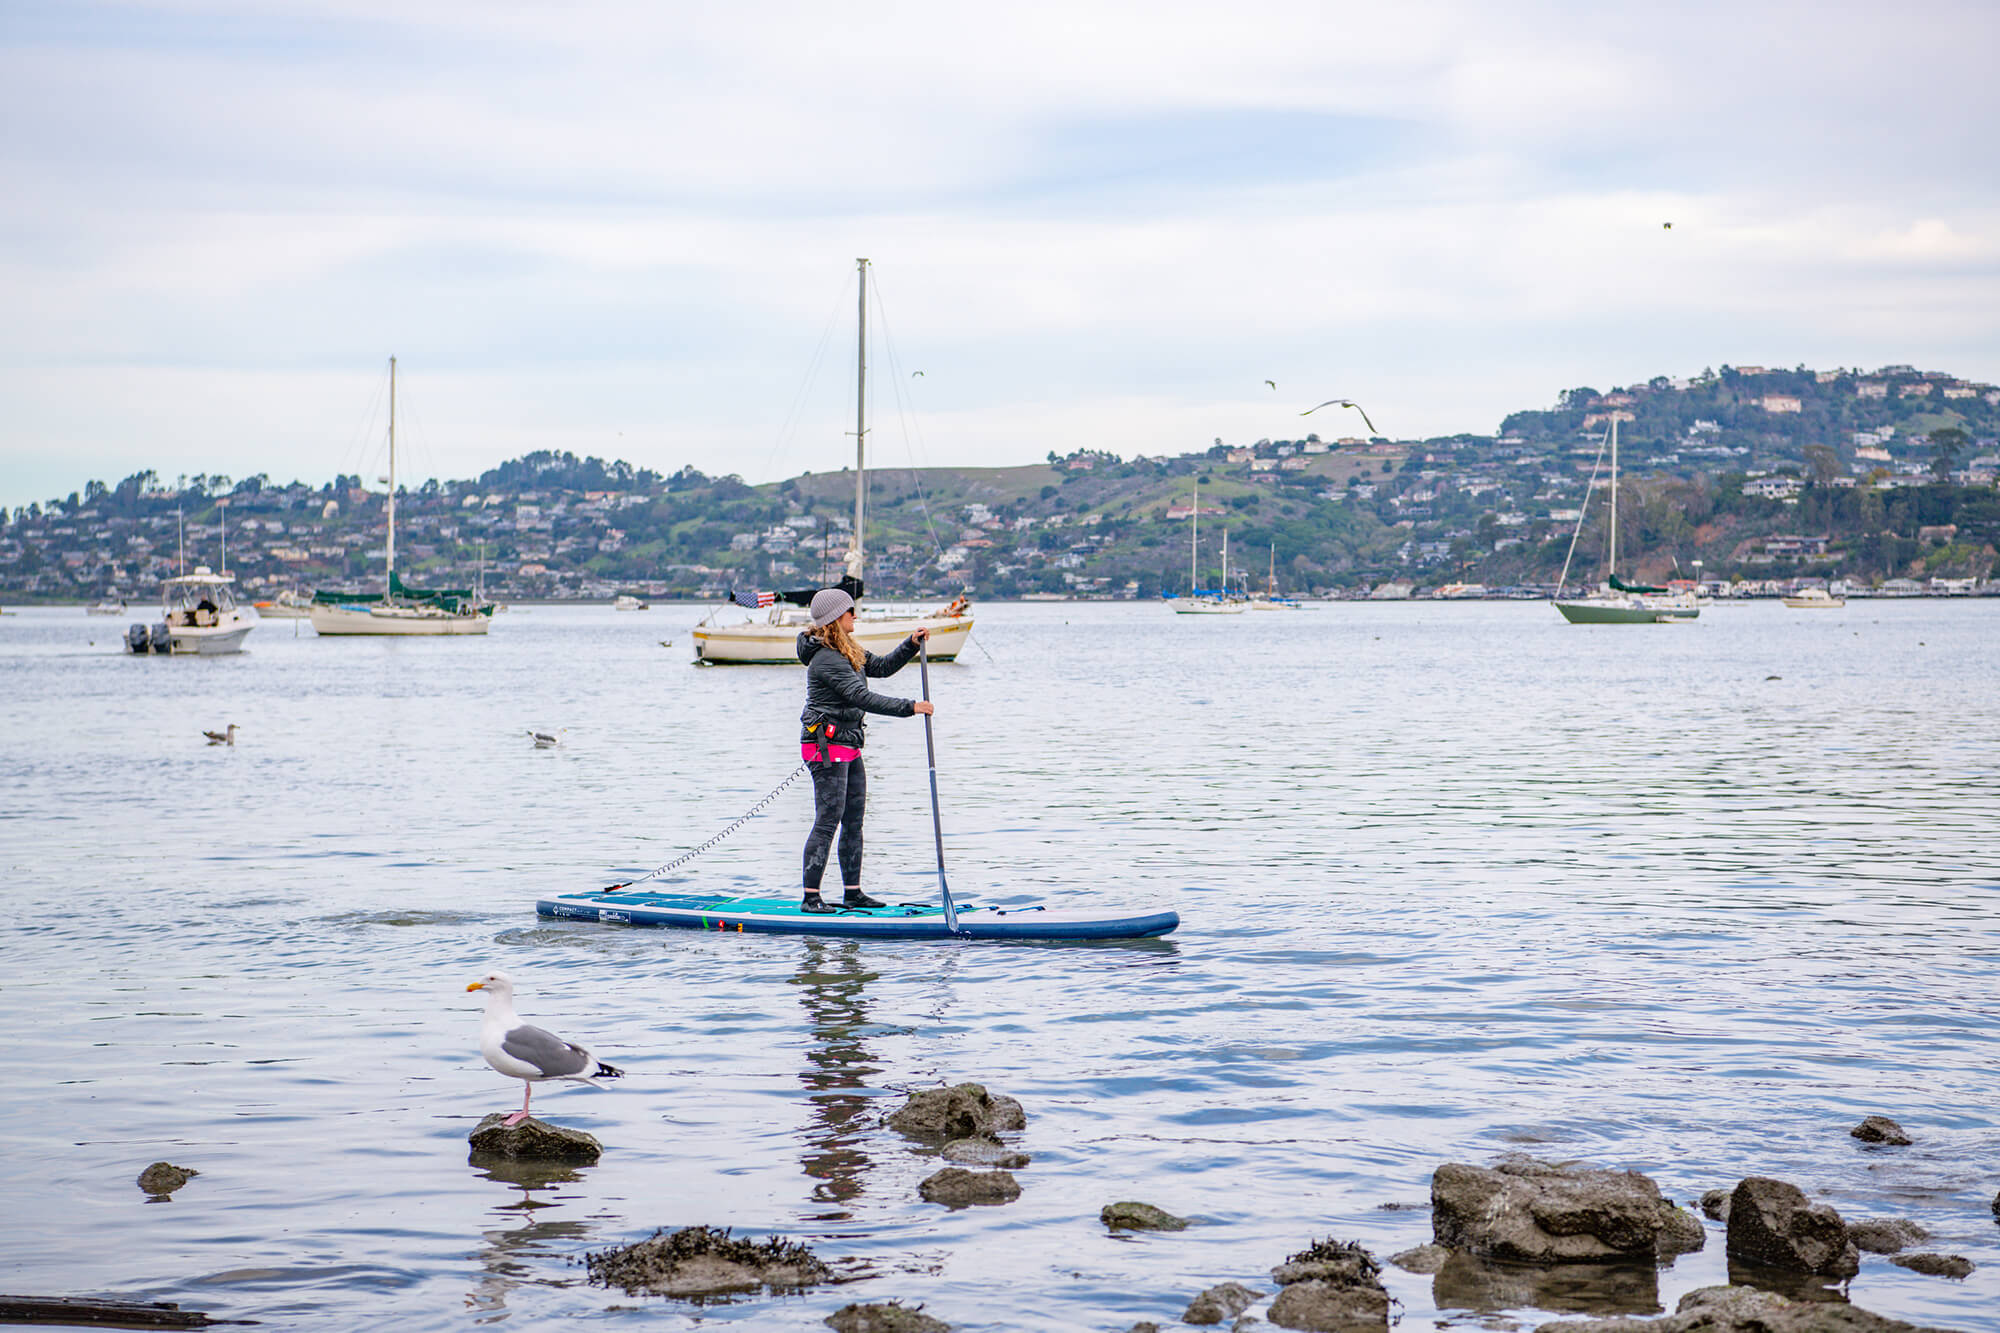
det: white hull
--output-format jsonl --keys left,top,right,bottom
{"left": 169, "top": 622, "right": 256, "bottom": 654}
{"left": 309, "top": 603, "right": 492, "bottom": 635}
{"left": 1168, "top": 597, "right": 1246, "bottom": 615}
{"left": 692, "top": 613, "right": 973, "bottom": 664}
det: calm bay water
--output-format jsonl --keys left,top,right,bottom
{"left": 2, "top": 599, "right": 1997, "bottom": 1331}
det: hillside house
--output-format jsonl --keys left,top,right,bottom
{"left": 1856, "top": 382, "right": 1888, "bottom": 398}
{"left": 1899, "top": 382, "right": 1933, "bottom": 397}
{"left": 1761, "top": 394, "right": 1803, "bottom": 413}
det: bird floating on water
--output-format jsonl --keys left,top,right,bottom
{"left": 1300, "top": 398, "right": 1379, "bottom": 435}
{"left": 527, "top": 728, "right": 566, "bottom": 748}
{"left": 468, "top": 970, "right": 624, "bottom": 1126}
{"left": 203, "top": 724, "right": 238, "bottom": 746}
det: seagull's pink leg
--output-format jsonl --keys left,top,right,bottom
{"left": 503, "top": 1082, "right": 532, "bottom": 1126}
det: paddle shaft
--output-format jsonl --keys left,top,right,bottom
{"left": 918, "top": 639, "right": 959, "bottom": 933}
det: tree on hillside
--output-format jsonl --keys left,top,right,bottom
{"left": 1929, "top": 426, "right": 1969, "bottom": 481}
{"left": 1802, "top": 444, "right": 1841, "bottom": 488}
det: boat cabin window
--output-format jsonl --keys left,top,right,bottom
{"left": 167, "top": 582, "right": 237, "bottom": 618}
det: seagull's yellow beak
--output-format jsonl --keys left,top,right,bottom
{"left": 466, "top": 981, "right": 485, "bottom": 992}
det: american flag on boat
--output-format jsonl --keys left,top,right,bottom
{"left": 732, "top": 588, "right": 777, "bottom": 609}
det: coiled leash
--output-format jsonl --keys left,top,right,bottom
{"left": 601, "top": 763, "right": 810, "bottom": 893}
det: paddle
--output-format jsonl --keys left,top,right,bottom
{"left": 917, "top": 636, "right": 959, "bottom": 933}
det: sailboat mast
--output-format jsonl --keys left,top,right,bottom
{"left": 853, "top": 258, "right": 868, "bottom": 577}
{"left": 1607, "top": 414, "right": 1618, "bottom": 580}
{"left": 387, "top": 355, "right": 397, "bottom": 593}
{"left": 1190, "top": 482, "right": 1198, "bottom": 590}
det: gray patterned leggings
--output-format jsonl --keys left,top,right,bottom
{"left": 802, "top": 758, "right": 866, "bottom": 891}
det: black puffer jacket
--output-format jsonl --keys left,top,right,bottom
{"left": 797, "top": 631, "right": 921, "bottom": 754}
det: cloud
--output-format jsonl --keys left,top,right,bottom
{"left": 3, "top": 0, "right": 1997, "bottom": 507}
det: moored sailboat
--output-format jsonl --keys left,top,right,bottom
{"left": 1166, "top": 487, "right": 1246, "bottom": 614}
{"left": 1553, "top": 418, "right": 1699, "bottom": 625}
{"left": 309, "top": 358, "right": 493, "bottom": 637}
{"left": 689, "top": 260, "right": 973, "bottom": 664}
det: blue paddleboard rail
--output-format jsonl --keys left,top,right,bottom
{"left": 536, "top": 889, "right": 1178, "bottom": 941}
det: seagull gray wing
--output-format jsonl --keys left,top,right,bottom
{"left": 1301, "top": 399, "right": 1343, "bottom": 416}
{"left": 500, "top": 1022, "right": 593, "bottom": 1078}
{"left": 1354, "top": 405, "right": 1379, "bottom": 435}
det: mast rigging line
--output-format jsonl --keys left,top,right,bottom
{"left": 1555, "top": 420, "right": 1613, "bottom": 598}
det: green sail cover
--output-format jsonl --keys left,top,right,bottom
{"left": 314, "top": 572, "right": 491, "bottom": 615}
{"left": 1609, "top": 574, "right": 1672, "bottom": 595}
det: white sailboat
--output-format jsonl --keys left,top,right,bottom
{"left": 1249, "top": 542, "right": 1301, "bottom": 609}
{"left": 1553, "top": 417, "right": 1699, "bottom": 624}
{"left": 690, "top": 259, "right": 974, "bottom": 664}
{"left": 309, "top": 358, "right": 493, "bottom": 637}
{"left": 1167, "top": 486, "right": 1245, "bottom": 614}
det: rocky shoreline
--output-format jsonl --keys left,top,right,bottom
{"left": 485, "top": 1093, "right": 1991, "bottom": 1332}
{"left": 100, "top": 1096, "right": 1991, "bottom": 1330}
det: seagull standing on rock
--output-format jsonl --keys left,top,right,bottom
{"left": 468, "top": 970, "right": 624, "bottom": 1126}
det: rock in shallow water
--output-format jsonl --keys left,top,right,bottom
{"left": 1183, "top": 1281, "right": 1261, "bottom": 1324}
{"left": 1848, "top": 1217, "right": 1929, "bottom": 1254}
{"left": 1431, "top": 1156, "right": 1704, "bottom": 1264}
{"left": 1387, "top": 1244, "right": 1449, "bottom": 1275}
{"left": 584, "top": 1226, "right": 829, "bottom": 1297}
{"left": 1850, "top": 1115, "right": 1914, "bottom": 1146}
{"left": 1267, "top": 1239, "right": 1388, "bottom": 1332}
{"left": 886, "top": 1084, "right": 1025, "bottom": 1141}
{"left": 940, "top": 1137, "right": 1029, "bottom": 1168}
{"left": 917, "top": 1167, "right": 1019, "bottom": 1207}
{"left": 467, "top": 1114, "right": 601, "bottom": 1162}
{"left": 1724, "top": 1178, "right": 1858, "bottom": 1279}
{"left": 136, "top": 1162, "right": 198, "bottom": 1196}
{"left": 1698, "top": 1189, "right": 1731, "bottom": 1222}
{"left": 1533, "top": 1283, "right": 1952, "bottom": 1332}
{"left": 1889, "top": 1252, "right": 1974, "bottom": 1279}
{"left": 1101, "top": 1201, "right": 1189, "bottom": 1231}
{"left": 825, "top": 1300, "right": 951, "bottom": 1332}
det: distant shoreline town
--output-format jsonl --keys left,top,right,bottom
{"left": 5, "top": 363, "right": 1997, "bottom": 605}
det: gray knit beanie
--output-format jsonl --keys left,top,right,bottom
{"left": 809, "top": 588, "right": 855, "bottom": 627}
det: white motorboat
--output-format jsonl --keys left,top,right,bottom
{"left": 128, "top": 567, "right": 256, "bottom": 654}
{"left": 87, "top": 598, "right": 128, "bottom": 616}
{"left": 308, "top": 358, "right": 492, "bottom": 638}
{"left": 690, "top": 259, "right": 974, "bottom": 665}
{"left": 613, "top": 594, "right": 649, "bottom": 611}
{"left": 1782, "top": 586, "right": 1846, "bottom": 609}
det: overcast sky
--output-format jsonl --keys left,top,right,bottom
{"left": 4, "top": 0, "right": 1996, "bottom": 508}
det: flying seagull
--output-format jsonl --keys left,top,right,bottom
{"left": 1265, "top": 380, "right": 1277, "bottom": 390}
{"left": 203, "top": 724, "right": 238, "bottom": 746}
{"left": 912, "top": 370, "right": 925, "bottom": 378}
{"left": 1663, "top": 222, "right": 1672, "bottom": 230}
{"left": 468, "top": 970, "right": 625, "bottom": 1126}
{"left": 1300, "top": 399, "right": 1379, "bottom": 435}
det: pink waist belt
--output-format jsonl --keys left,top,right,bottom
{"left": 803, "top": 741, "right": 861, "bottom": 762}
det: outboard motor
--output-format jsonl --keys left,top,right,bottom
{"left": 149, "top": 622, "right": 172, "bottom": 653}
{"left": 125, "top": 623, "right": 150, "bottom": 654}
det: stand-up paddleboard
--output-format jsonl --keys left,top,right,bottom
{"left": 537, "top": 888, "right": 1179, "bottom": 941}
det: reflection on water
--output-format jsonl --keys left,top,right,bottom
{"left": 1434, "top": 1251, "right": 1661, "bottom": 1316}
{"left": 1725, "top": 1257, "right": 1852, "bottom": 1305}
{"left": 464, "top": 1154, "right": 594, "bottom": 1320}
{"left": 790, "top": 939, "right": 881, "bottom": 1219}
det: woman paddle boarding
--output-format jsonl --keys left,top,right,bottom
{"left": 797, "top": 587, "right": 934, "bottom": 914}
